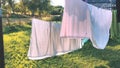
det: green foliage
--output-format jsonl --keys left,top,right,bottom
{"left": 9, "top": 14, "right": 28, "bottom": 18}
{"left": 51, "top": 15, "right": 62, "bottom": 21}
{"left": 110, "top": 10, "right": 120, "bottom": 43}
{"left": 2, "top": 9, "right": 8, "bottom": 15}
{"left": 110, "top": 10, "right": 117, "bottom": 39}
{"left": 50, "top": 6, "right": 64, "bottom": 15}
{"left": 2, "top": 0, "right": 52, "bottom": 17}
{"left": 3, "top": 22, "right": 31, "bottom": 34}
{"left": 23, "top": 0, "right": 51, "bottom": 16}
{"left": 3, "top": 22, "right": 120, "bottom": 68}
{"left": 7, "top": 0, "right": 15, "bottom": 13}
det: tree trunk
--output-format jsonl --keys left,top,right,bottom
{"left": 6, "top": 14, "right": 10, "bottom": 26}
{"left": 0, "top": 8, "right": 5, "bottom": 68}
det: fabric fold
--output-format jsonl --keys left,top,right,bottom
{"left": 87, "top": 4, "right": 112, "bottom": 49}
{"left": 28, "top": 0, "right": 112, "bottom": 60}
{"left": 28, "top": 18, "right": 82, "bottom": 60}
{"left": 60, "top": 0, "right": 112, "bottom": 49}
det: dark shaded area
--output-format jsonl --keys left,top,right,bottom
{"left": 0, "top": 10, "right": 5, "bottom": 68}
{"left": 108, "top": 60, "right": 120, "bottom": 68}
{"left": 108, "top": 38, "right": 120, "bottom": 46}
{"left": 116, "top": 0, "right": 120, "bottom": 23}
{"left": 95, "top": 65, "right": 108, "bottom": 68}
{"left": 51, "top": 15, "right": 62, "bottom": 21}
{"left": 3, "top": 23, "right": 31, "bottom": 34}
{"left": 87, "top": 0, "right": 115, "bottom": 3}
{"left": 70, "top": 40, "right": 120, "bottom": 68}
{"left": 2, "top": 13, "right": 29, "bottom": 18}
{"left": 87, "top": 0, "right": 116, "bottom": 10}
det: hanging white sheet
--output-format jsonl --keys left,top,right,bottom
{"left": 87, "top": 4, "right": 112, "bottom": 49}
{"left": 60, "top": 0, "right": 92, "bottom": 39}
{"left": 28, "top": 18, "right": 82, "bottom": 60}
{"left": 60, "top": 0, "right": 112, "bottom": 49}
{"left": 28, "top": 0, "right": 112, "bottom": 60}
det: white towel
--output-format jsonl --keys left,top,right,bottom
{"left": 28, "top": 18, "right": 82, "bottom": 60}
{"left": 88, "top": 4, "right": 112, "bottom": 49}
{"left": 60, "top": 0, "right": 112, "bottom": 49}
{"left": 60, "top": 0, "right": 92, "bottom": 39}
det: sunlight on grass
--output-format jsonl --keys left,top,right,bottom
{"left": 3, "top": 23, "right": 120, "bottom": 68}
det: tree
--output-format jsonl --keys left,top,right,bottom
{"left": 2, "top": 0, "right": 15, "bottom": 14}
{"left": 50, "top": 6, "right": 64, "bottom": 15}
{"left": 22, "top": 0, "right": 51, "bottom": 17}
{"left": 20, "top": 0, "right": 29, "bottom": 15}
{"left": 38, "top": 0, "right": 51, "bottom": 18}
{"left": 7, "top": 0, "right": 15, "bottom": 14}
{"left": 22, "top": 0, "right": 38, "bottom": 16}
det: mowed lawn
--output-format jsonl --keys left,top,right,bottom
{"left": 3, "top": 21, "right": 120, "bottom": 68}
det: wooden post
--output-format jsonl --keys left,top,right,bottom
{"left": 116, "top": 0, "right": 120, "bottom": 37}
{"left": 0, "top": 1, "right": 5, "bottom": 68}
{"left": 116, "top": 0, "right": 120, "bottom": 23}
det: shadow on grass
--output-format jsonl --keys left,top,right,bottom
{"left": 70, "top": 40, "right": 120, "bottom": 68}
{"left": 30, "top": 40, "right": 120, "bottom": 68}
{"left": 3, "top": 24, "right": 31, "bottom": 34}
{"left": 108, "top": 38, "right": 120, "bottom": 46}
{"left": 4, "top": 23, "right": 120, "bottom": 68}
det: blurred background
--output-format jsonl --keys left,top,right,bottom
{"left": 1, "top": 0, "right": 120, "bottom": 68}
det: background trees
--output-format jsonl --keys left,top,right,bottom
{"left": 2, "top": 0, "right": 63, "bottom": 20}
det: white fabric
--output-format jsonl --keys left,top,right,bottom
{"left": 28, "top": 18, "right": 82, "bottom": 60}
{"left": 60, "top": 0, "right": 92, "bottom": 39}
{"left": 88, "top": 4, "right": 112, "bottom": 49}
{"left": 60, "top": 0, "right": 112, "bottom": 49}
{"left": 28, "top": 1, "right": 112, "bottom": 60}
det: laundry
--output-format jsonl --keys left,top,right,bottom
{"left": 60, "top": 0, "right": 112, "bottom": 49}
{"left": 87, "top": 4, "right": 112, "bottom": 49}
{"left": 28, "top": 0, "right": 112, "bottom": 60}
{"left": 81, "top": 38, "right": 89, "bottom": 46}
{"left": 28, "top": 18, "right": 82, "bottom": 60}
{"left": 60, "top": 0, "right": 92, "bottom": 39}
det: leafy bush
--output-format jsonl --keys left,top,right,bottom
{"left": 10, "top": 14, "right": 28, "bottom": 18}
{"left": 51, "top": 15, "right": 62, "bottom": 21}
{"left": 3, "top": 23, "right": 31, "bottom": 34}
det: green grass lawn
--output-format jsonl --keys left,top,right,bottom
{"left": 3, "top": 22, "right": 120, "bottom": 68}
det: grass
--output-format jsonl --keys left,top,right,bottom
{"left": 3, "top": 22, "right": 120, "bottom": 68}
